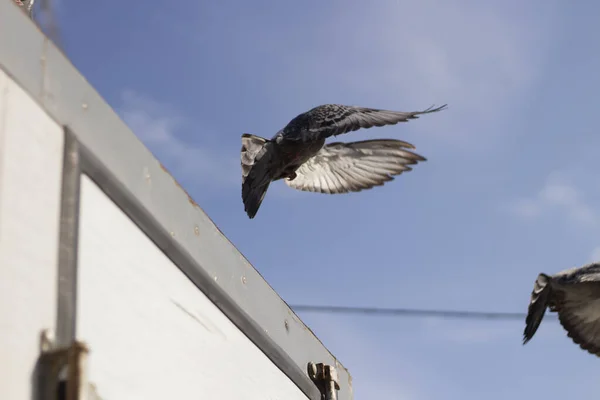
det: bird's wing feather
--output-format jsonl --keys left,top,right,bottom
{"left": 554, "top": 262, "right": 600, "bottom": 283}
{"left": 523, "top": 274, "right": 552, "bottom": 344}
{"left": 554, "top": 282, "right": 600, "bottom": 356}
{"left": 285, "top": 139, "right": 425, "bottom": 194}
{"left": 283, "top": 104, "right": 447, "bottom": 142}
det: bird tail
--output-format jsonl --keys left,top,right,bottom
{"left": 241, "top": 134, "right": 274, "bottom": 219}
{"left": 523, "top": 273, "right": 552, "bottom": 344}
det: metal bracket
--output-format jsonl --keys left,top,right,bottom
{"left": 308, "top": 362, "right": 340, "bottom": 400}
{"left": 36, "top": 330, "right": 101, "bottom": 400}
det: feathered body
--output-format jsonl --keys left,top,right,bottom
{"left": 523, "top": 262, "right": 600, "bottom": 357}
{"left": 241, "top": 103, "right": 447, "bottom": 218}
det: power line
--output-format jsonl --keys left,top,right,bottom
{"left": 290, "top": 305, "right": 558, "bottom": 321}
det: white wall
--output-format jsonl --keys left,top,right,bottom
{"left": 0, "top": 69, "right": 64, "bottom": 399}
{"left": 76, "top": 175, "right": 309, "bottom": 400}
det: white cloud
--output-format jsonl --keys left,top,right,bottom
{"left": 509, "top": 174, "right": 597, "bottom": 228}
{"left": 510, "top": 171, "right": 600, "bottom": 274}
{"left": 119, "top": 90, "right": 239, "bottom": 188}
{"left": 309, "top": 1, "right": 560, "bottom": 145}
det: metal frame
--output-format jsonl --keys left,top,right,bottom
{"left": 0, "top": 1, "right": 352, "bottom": 399}
{"left": 52, "top": 126, "right": 321, "bottom": 398}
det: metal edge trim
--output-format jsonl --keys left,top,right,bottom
{"left": 55, "top": 126, "right": 81, "bottom": 347}
{"left": 77, "top": 140, "right": 321, "bottom": 400}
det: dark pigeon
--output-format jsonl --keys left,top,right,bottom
{"left": 240, "top": 103, "right": 447, "bottom": 219}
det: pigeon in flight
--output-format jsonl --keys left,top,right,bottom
{"left": 523, "top": 262, "right": 600, "bottom": 357}
{"left": 240, "top": 103, "right": 447, "bottom": 218}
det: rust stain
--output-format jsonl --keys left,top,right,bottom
{"left": 159, "top": 162, "right": 200, "bottom": 208}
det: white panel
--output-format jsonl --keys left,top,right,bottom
{"left": 0, "top": 69, "right": 63, "bottom": 399}
{"left": 77, "top": 175, "right": 309, "bottom": 400}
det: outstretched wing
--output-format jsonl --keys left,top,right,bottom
{"left": 285, "top": 139, "right": 425, "bottom": 194}
{"left": 283, "top": 104, "right": 447, "bottom": 142}
{"left": 523, "top": 274, "right": 552, "bottom": 344}
{"left": 554, "top": 282, "right": 600, "bottom": 357}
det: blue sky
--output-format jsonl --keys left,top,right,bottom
{"left": 51, "top": 0, "right": 600, "bottom": 398}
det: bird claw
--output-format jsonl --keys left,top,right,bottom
{"left": 287, "top": 172, "right": 297, "bottom": 181}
